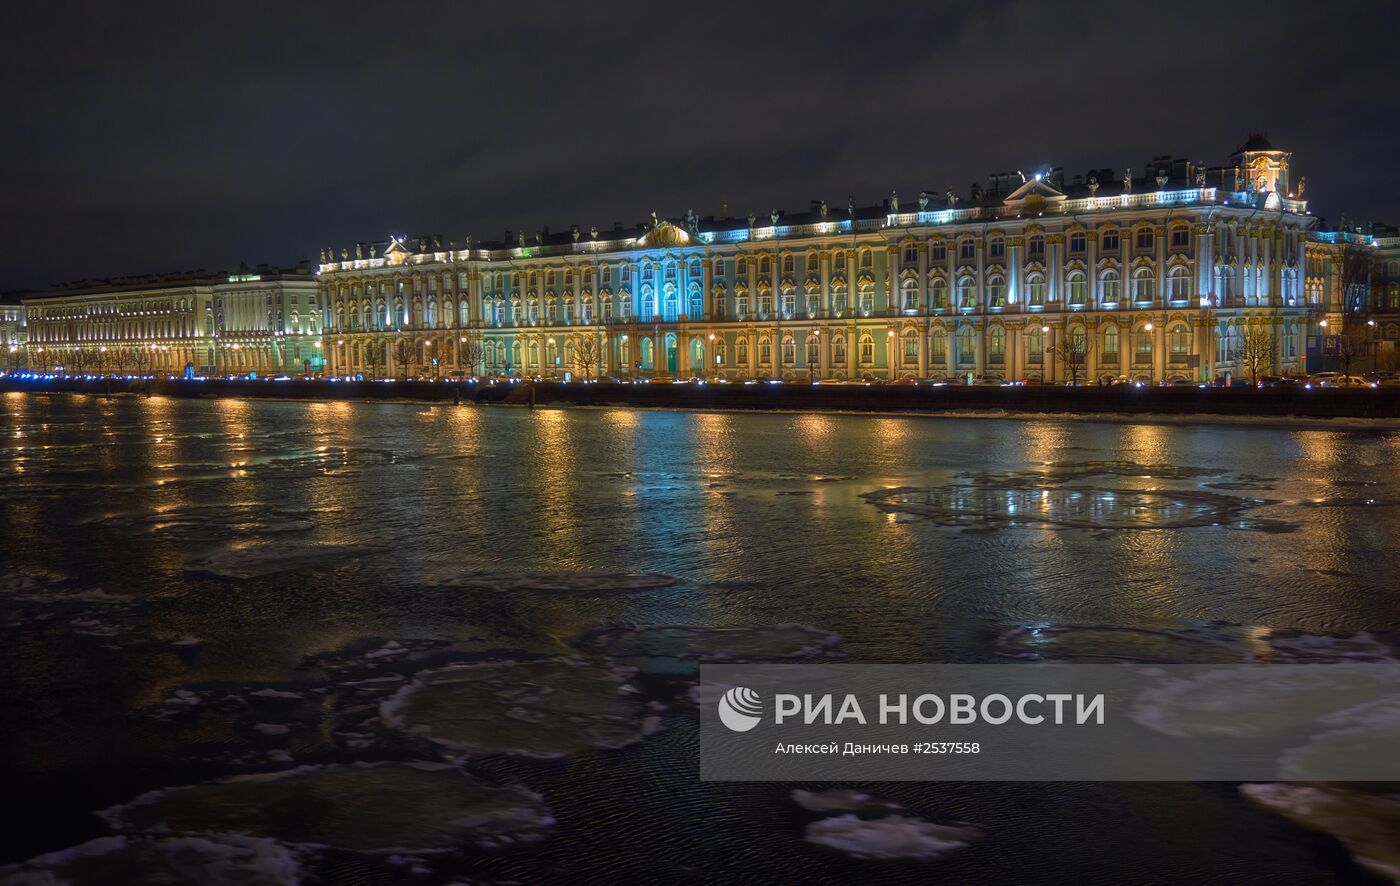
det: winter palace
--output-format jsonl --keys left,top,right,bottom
{"left": 14, "top": 136, "right": 1400, "bottom": 381}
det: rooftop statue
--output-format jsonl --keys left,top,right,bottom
{"left": 890, "top": 190, "right": 899, "bottom": 213}
{"left": 1195, "top": 167, "right": 1206, "bottom": 188}
{"left": 1156, "top": 169, "right": 1169, "bottom": 189}
{"left": 572, "top": 225, "right": 580, "bottom": 243}
{"left": 946, "top": 187, "right": 958, "bottom": 207}
{"left": 819, "top": 200, "right": 828, "bottom": 218}
{"left": 1088, "top": 176, "right": 1099, "bottom": 195}
{"left": 918, "top": 191, "right": 929, "bottom": 211}
{"left": 770, "top": 209, "right": 779, "bottom": 227}
{"left": 355, "top": 244, "right": 363, "bottom": 259}
{"left": 1297, "top": 177, "right": 1307, "bottom": 198}
{"left": 1122, "top": 168, "right": 1132, "bottom": 193}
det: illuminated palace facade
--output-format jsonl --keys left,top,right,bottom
{"left": 318, "top": 136, "right": 1370, "bottom": 384}
{"left": 21, "top": 267, "right": 324, "bottom": 376}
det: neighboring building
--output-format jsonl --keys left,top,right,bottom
{"left": 22, "top": 265, "right": 323, "bottom": 376}
{"left": 0, "top": 293, "right": 25, "bottom": 370}
{"left": 317, "top": 135, "right": 1338, "bottom": 384}
{"left": 1367, "top": 224, "right": 1400, "bottom": 370}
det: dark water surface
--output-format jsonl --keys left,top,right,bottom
{"left": 2, "top": 393, "right": 1398, "bottom": 884}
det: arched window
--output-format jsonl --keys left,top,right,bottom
{"left": 1026, "top": 273, "right": 1045, "bottom": 307}
{"left": 858, "top": 284, "right": 874, "bottom": 316}
{"left": 958, "top": 326, "right": 976, "bottom": 364}
{"left": 759, "top": 336, "right": 772, "bottom": 365}
{"left": 759, "top": 256, "right": 772, "bottom": 276}
{"left": 1134, "top": 329, "right": 1153, "bottom": 362}
{"left": 930, "top": 327, "right": 947, "bottom": 361}
{"left": 781, "top": 254, "right": 794, "bottom": 275}
{"left": 781, "top": 335, "right": 795, "bottom": 365}
{"left": 1103, "top": 324, "right": 1119, "bottom": 359}
{"left": 806, "top": 333, "right": 820, "bottom": 366}
{"left": 780, "top": 287, "right": 796, "bottom": 318}
{"left": 858, "top": 333, "right": 874, "bottom": 365}
{"left": 1028, "top": 325, "right": 1044, "bottom": 364}
{"left": 902, "top": 329, "right": 919, "bottom": 365}
{"left": 930, "top": 277, "right": 949, "bottom": 308}
{"left": 989, "top": 236, "right": 1005, "bottom": 260}
{"left": 902, "top": 279, "right": 918, "bottom": 312}
{"left": 1070, "top": 326, "right": 1086, "bottom": 355}
{"left": 959, "top": 239, "right": 976, "bottom": 261}
{"left": 581, "top": 295, "right": 594, "bottom": 324}
{"left": 1101, "top": 268, "right": 1121, "bottom": 304}
{"left": 859, "top": 249, "right": 873, "bottom": 269}
{"left": 987, "top": 275, "right": 1006, "bottom": 308}
{"left": 1133, "top": 267, "right": 1155, "bottom": 302}
{"left": 737, "top": 256, "right": 748, "bottom": 276}
{"left": 957, "top": 276, "right": 976, "bottom": 308}
{"left": 1067, "top": 271, "right": 1087, "bottom": 305}
{"left": 988, "top": 326, "right": 1005, "bottom": 362}
{"left": 832, "top": 334, "right": 847, "bottom": 365}
{"left": 833, "top": 253, "right": 846, "bottom": 273}
{"left": 1169, "top": 323, "right": 1190, "bottom": 359}
{"left": 1027, "top": 235, "right": 1045, "bottom": 262}
{"left": 737, "top": 337, "right": 749, "bottom": 365}
{"left": 1168, "top": 266, "right": 1191, "bottom": 302}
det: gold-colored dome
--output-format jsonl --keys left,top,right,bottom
{"left": 637, "top": 221, "right": 691, "bottom": 248}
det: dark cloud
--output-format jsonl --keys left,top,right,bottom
{"left": 1, "top": 0, "right": 1396, "bottom": 289}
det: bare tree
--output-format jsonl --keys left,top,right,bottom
{"left": 457, "top": 334, "right": 484, "bottom": 378}
{"left": 1331, "top": 325, "right": 1367, "bottom": 379}
{"left": 67, "top": 348, "right": 95, "bottom": 376}
{"left": 573, "top": 334, "right": 600, "bottom": 380}
{"left": 1240, "top": 325, "right": 1274, "bottom": 386}
{"left": 363, "top": 339, "right": 386, "bottom": 379}
{"left": 130, "top": 346, "right": 153, "bottom": 377}
{"left": 6, "top": 345, "right": 22, "bottom": 373}
{"left": 1048, "top": 338, "right": 1093, "bottom": 386}
{"left": 393, "top": 339, "right": 411, "bottom": 379}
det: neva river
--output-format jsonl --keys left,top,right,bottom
{"left": 2, "top": 393, "right": 1398, "bottom": 884}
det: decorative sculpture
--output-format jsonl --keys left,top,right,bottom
{"left": 819, "top": 200, "right": 828, "bottom": 218}
{"left": 946, "top": 187, "right": 958, "bottom": 207}
{"left": 918, "top": 191, "right": 929, "bottom": 211}
{"left": 890, "top": 190, "right": 899, "bottom": 214}
{"left": 748, "top": 212, "right": 757, "bottom": 230}
{"left": 1195, "top": 167, "right": 1206, "bottom": 188}
{"left": 535, "top": 230, "right": 542, "bottom": 246}
{"left": 572, "top": 225, "right": 581, "bottom": 243}
{"left": 650, "top": 210, "right": 659, "bottom": 228}
{"left": 517, "top": 231, "right": 525, "bottom": 248}
{"left": 847, "top": 196, "right": 856, "bottom": 218}
{"left": 340, "top": 248, "right": 348, "bottom": 260}
{"left": 1122, "top": 168, "right": 1132, "bottom": 193}
{"left": 1156, "top": 168, "right": 1168, "bottom": 189}
{"left": 319, "top": 248, "right": 326, "bottom": 263}
{"left": 355, "top": 244, "right": 363, "bottom": 259}
{"left": 464, "top": 233, "right": 473, "bottom": 250}
{"left": 1234, "top": 166, "right": 1243, "bottom": 191}
{"left": 1088, "top": 176, "right": 1099, "bottom": 195}
{"left": 590, "top": 226, "right": 598, "bottom": 240}
{"left": 1297, "top": 177, "right": 1307, "bottom": 198}
{"left": 770, "top": 209, "right": 779, "bottom": 227}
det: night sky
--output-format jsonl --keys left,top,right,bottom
{"left": 3, "top": 1, "right": 1396, "bottom": 291}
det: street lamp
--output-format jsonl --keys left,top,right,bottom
{"left": 1040, "top": 324, "right": 1050, "bottom": 383}
{"left": 1144, "top": 323, "right": 1154, "bottom": 385}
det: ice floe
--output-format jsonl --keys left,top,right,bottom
{"left": 1241, "top": 784, "right": 1400, "bottom": 883}
{"left": 185, "top": 543, "right": 384, "bottom": 579}
{"left": 575, "top": 624, "right": 843, "bottom": 663}
{"left": 791, "top": 788, "right": 904, "bottom": 816}
{"left": 0, "top": 834, "right": 301, "bottom": 886}
{"left": 803, "top": 814, "right": 981, "bottom": 861}
{"left": 101, "top": 762, "right": 554, "bottom": 853}
{"left": 436, "top": 571, "right": 679, "bottom": 593}
{"left": 379, "top": 658, "right": 660, "bottom": 759}
{"left": 997, "top": 623, "right": 1400, "bottom": 665}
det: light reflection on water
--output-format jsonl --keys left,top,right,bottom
{"left": 1, "top": 395, "right": 1398, "bottom": 883}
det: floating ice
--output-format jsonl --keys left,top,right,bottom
{"left": 864, "top": 482, "right": 1268, "bottom": 532}
{"left": 1241, "top": 784, "right": 1400, "bottom": 883}
{"left": 576, "top": 624, "right": 843, "bottom": 663}
{"left": 791, "top": 788, "right": 904, "bottom": 815}
{"left": 101, "top": 762, "right": 553, "bottom": 853}
{"left": 997, "top": 624, "right": 1400, "bottom": 665}
{"left": 380, "top": 658, "right": 660, "bottom": 759}
{"left": 185, "top": 543, "right": 384, "bottom": 579}
{"left": 0, "top": 834, "right": 301, "bottom": 886}
{"left": 436, "top": 571, "right": 679, "bottom": 593}
{"left": 803, "top": 814, "right": 981, "bottom": 861}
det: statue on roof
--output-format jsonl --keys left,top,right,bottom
{"left": 1195, "top": 166, "right": 1206, "bottom": 188}
{"left": 517, "top": 231, "right": 525, "bottom": 248}
{"left": 819, "top": 200, "right": 828, "bottom": 218}
{"left": 748, "top": 212, "right": 757, "bottom": 230}
{"left": 319, "top": 248, "right": 326, "bottom": 263}
{"left": 651, "top": 210, "right": 659, "bottom": 228}
{"left": 464, "top": 233, "right": 473, "bottom": 250}
{"left": 572, "top": 225, "right": 580, "bottom": 243}
{"left": 535, "top": 230, "right": 543, "bottom": 246}
{"left": 1156, "top": 168, "right": 1168, "bottom": 189}
{"left": 847, "top": 196, "right": 855, "bottom": 218}
{"left": 1122, "top": 168, "right": 1132, "bottom": 193}
{"left": 355, "top": 244, "right": 363, "bottom": 260}
{"left": 1297, "top": 177, "right": 1307, "bottom": 198}
{"left": 418, "top": 238, "right": 427, "bottom": 251}
{"left": 946, "top": 187, "right": 958, "bottom": 207}
{"left": 770, "top": 209, "right": 779, "bottom": 227}
{"left": 1088, "top": 175, "right": 1099, "bottom": 195}
{"left": 890, "top": 190, "right": 899, "bottom": 214}
{"left": 340, "top": 248, "right": 348, "bottom": 260}
{"left": 971, "top": 182, "right": 984, "bottom": 202}
{"left": 918, "top": 191, "right": 929, "bottom": 211}
{"left": 590, "top": 226, "right": 598, "bottom": 240}
{"left": 434, "top": 236, "right": 442, "bottom": 250}
{"left": 685, "top": 209, "right": 698, "bottom": 232}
